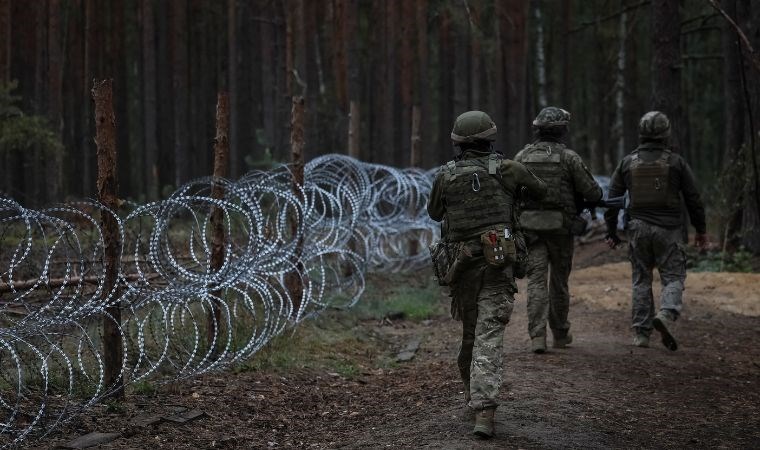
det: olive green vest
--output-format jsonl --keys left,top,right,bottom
{"left": 517, "top": 142, "right": 575, "bottom": 215}
{"left": 629, "top": 148, "right": 680, "bottom": 209}
{"left": 443, "top": 154, "right": 513, "bottom": 242}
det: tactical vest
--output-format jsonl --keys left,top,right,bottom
{"left": 517, "top": 142, "right": 575, "bottom": 214}
{"left": 443, "top": 154, "right": 513, "bottom": 242}
{"left": 629, "top": 148, "right": 679, "bottom": 209}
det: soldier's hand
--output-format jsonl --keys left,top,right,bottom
{"left": 605, "top": 233, "right": 622, "bottom": 249}
{"left": 694, "top": 233, "right": 708, "bottom": 250}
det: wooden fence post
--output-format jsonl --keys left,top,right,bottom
{"left": 93, "top": 79, "right": 124, "bottom": 399}
{"left": 286, "top": 96, "right": 305, "bottom": 318}
{"left": 208, "top": 92, "right": 229, "bottom": 351}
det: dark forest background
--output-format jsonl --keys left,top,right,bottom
{"left": 1, "top": 0, "right": 760, "bottom": 252}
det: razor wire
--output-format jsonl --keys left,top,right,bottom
{"left": 0, "top": 154, "right": 439, "bottom": 446}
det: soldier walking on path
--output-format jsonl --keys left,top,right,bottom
{"left": 604, "top": 111, "right": 708, "bottom": 350}
{"left": 428, "top": 111, "right": 546, "bottom": 438}
{"left": 515, "top": 107, "right": 602, "bottom": 354}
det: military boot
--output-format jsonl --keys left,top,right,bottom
{"left": 531, "top": 336, "right": 547, "bottom": 354}
{"left": 632, "top": 333, "right": 650, "bottom": 348}
{"left": 653, "top": 310, "right": 678, "bottom": 351}
{"left": 553, "top": 331, "right": 573, "bottom": 349}
{"left": 463, "top": 380, "right": 471, "bottom": 404}
{"left": 472, "top": 407, "right": 496, "bottom": 438}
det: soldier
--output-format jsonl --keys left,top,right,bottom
{"left": 515, "top": 107, "right": 602, "bottom": 354}
{"left": 604, "top": 111, "right": 707, "bottom": 350}
{"left": 428, "top": 111, "right": 546, "bottom": 438}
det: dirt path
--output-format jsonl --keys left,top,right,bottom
{"left": 45, "top": 257, "right": 760, "bottom": 449}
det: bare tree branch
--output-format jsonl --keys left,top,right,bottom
{"left": 707, "top": 0, "right": 760, "bottom": 73}
{"left": 568, "top": 0, "right": 650, "bottom": 34}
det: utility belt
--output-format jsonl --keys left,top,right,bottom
{"left": 429, "top": 225, "right": 517, "bottom": 286}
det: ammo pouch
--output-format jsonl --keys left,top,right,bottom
{"left": 429, "top": 241, "right": 469, "bottom": 286}
{"left": 429, "top": 241, "right": 454, "bottom": 286}
{"left": 519, "top": 210, "right": 565, "bottom": 233}
{"left": 480, "top": 229, "right": 516, "bottom": 267}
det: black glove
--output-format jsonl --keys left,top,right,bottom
{"left": 605, "top": 232, "right": 622, "bottom": 249}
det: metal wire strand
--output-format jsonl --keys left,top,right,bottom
{"left": 0, "top": 155, "right": 439, "bottom": 446}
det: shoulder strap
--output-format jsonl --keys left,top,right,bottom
{"left": 444, "top": 161, "right": 458, "bottom": 183}
{"left": 488, "top": 153, "right": 499, "bottom": 175}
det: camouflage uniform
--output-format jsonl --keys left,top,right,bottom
{"left": 428, "top": 117, "right": 546, "bottom": 411}
{"left": 515, "top": 108, "right": 602, "bottom": 351}
{"left": 604, "top": 112, "right": 706, "bottom": 343}
{"left": 452, "top": 242, "right": 516, "bottom": 410}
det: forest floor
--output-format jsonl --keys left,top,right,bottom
{"left": 43, "top": 240, "right": 760, "bottom": 449}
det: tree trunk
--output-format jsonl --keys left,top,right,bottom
{"left": 345, "top": 0, "right": 360, "bottom": 159}
{"left": 208, "top": 92, "right": 229, "bottom": 351}
{"left": 437, "top": 7, "right": 454, "bottom": 165}
{"left": 497, "top": 0, "right": 528, "bottom": 156}
{"left": 384, "top": 0, "right": 398, "bottom": 166}
{"left": 62, "top": 0, "right": 84, "bottom": 198}
{"left": 651, "top": 0, "right": 686, "bottom": 154}
{"left": 741, "top": 0, "right": 760, "bottom": 253}
{"left": 33, "top": 0, "right": 47, "bottom": 206}
{"left": 286, "top": 96, "right": 305, "bottom": 319}
{"left": 624, "top": 3, "right": 642, "bottom": 157}
{"left": 0, "top": 0, "right": 9, "bottom": 82}
{"left": 721, "top": 0, "right": 745, "bottom": 246}
{"left": 613, "top": 9, "right": 628, "bottom": 163}
{"left": 332, "top": 0, "right": 348, "bottom": 113}
{"left": 399, "top": 0, "right": 414, "bottom": 165}
{"left": 141, "top": 0, "right": 159, "bottom": 200}
{"left": 723, "top": 0, "right": 746, "bottom": 163}
{"left": 47, "top": 0, "right": 63, "bottom": 202}
{"left": 533, "top": 0, "right": 548, "bottom": 109}
{"left": 561, "top": 0, "right": 571, "bottom": 104}
{"left": 171, "top": 0, "right": 189, "bottom": 187}
{"left": 415, "top": 0, "right": 429, "bottom": 167}
{"left": 111, "top": 1, "right": 132, "bottom": 196}
{"left": 227, "top": 0, "right": 239, "bottom": 177}
{"left": 0, "top": 0, "right": 9, "bottom": 196}
{"left": 303, "top": 0, "right": 319, "bottom": 160}
{"left": 348, "top": 100, "right": 360, "bottom": 158}
{"left": 82, "top": 0, "right": 96, "bottom": 196}
{"left": 92, "top": 79, "right": 124, "bottom": 399}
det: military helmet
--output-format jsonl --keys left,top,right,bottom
{"left": 638, "top": 111, "right": 671, "bottom": 139}
{"left": 451, "top": 111, "right": 497, "bottom": 143}
{"left": 532, "top": 107, "right": 571, "bottom": 129}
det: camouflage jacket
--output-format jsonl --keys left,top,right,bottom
{"left": 514, "top": 141, "right": 602, "bottom": 216}
{"left": 428, "top": 149, "right": 547, "bottom": 241}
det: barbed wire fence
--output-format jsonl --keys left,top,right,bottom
{"left": 0, "top": 154, "right": 439, "bottom": 446}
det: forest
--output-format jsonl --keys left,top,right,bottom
{"left": 2, "top": 2, "right": 760, "bottom": 447}
{"left": 1, "top": 0, "right": 759, "bottom": 253}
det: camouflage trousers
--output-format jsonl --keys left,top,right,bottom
{"left": 452, "top": 252, "right": 516, "bottom": 411}
{"left": 628, "top": 219, "right": 686, "bottom": 335}
{"left": 525, "top": 233, "right": 574, "bottom": 339}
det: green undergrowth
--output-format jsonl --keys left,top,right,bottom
{"left": 353, "top": 273, "right": 446, "bottom": 321}
{"left": 238, "top": 273, "right": 445, "bottom": 375}
{"left": 235, "top": 313, "right": 379, "bottom": 377}
{"left": 688, "top": 247, "right": 757, "bottom": 273}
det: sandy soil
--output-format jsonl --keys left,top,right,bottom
{"left": 40, "top": 247, "right": 760, "bottom": 449}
